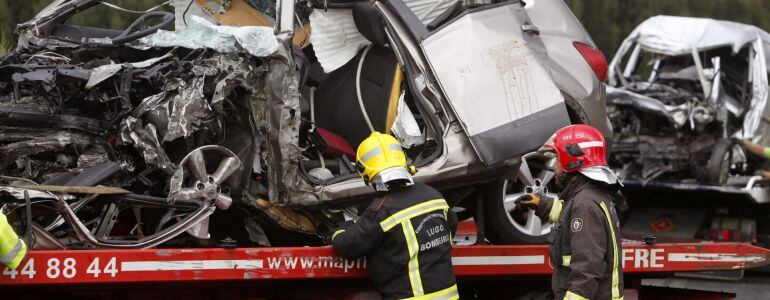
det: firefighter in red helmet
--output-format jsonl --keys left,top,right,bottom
{"left": 515, "top": 124, "right": 624, "bottom": 300}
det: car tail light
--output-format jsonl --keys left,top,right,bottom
{"left": 573, "top": 42, "right": 607, "bottom": 82}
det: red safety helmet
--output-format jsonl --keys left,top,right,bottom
{"left": 543, "top": 124, "right": 607, "bottom": 173}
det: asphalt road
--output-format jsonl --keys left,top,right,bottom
{"left": 643, "top": 272, "right": 770, "bottom": 299}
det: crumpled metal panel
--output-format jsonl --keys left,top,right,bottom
{"left": 120, "top": 116, "right": 176, "bottom": 174}
{"left": 606, "top": 86, "right": 687, "bottom": 128}
{"left": 2, "top": 0, "right": 310, "bottom": 248}
{"left": 119, "top": 54, "right": 267, "bottom": 176}
{"left": 743, "top": 38, "right": 770, "bottom": 144}
{"left": 260, "top": 43, "right": 319, "bottom": 206}
{"left": 209, "top": 55, "right": 266, "bottom": 114}
{"left": 126, "top": 76, "right": 216, "bottom": 143}
{"left": 162, "top": 77, "right": 216, "bottom": 142}
{"left": 85, "top": 54, "right": 171, "bottom": 89}
{"left": 0, "top": 130, "right": 94, "bottom": 168}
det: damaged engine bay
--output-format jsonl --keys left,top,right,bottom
{"left": 606, "top": 16, "right": 770, "bottom": 185}
{"left": 0, "top": 2, "right": 330, "bottom": 250}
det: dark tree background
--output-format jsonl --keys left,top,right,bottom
{"left": 565, "top": 0, "right": 770, "bottom": 57}
{"left": 1, "top": 0, "right": 770, "bottom": 56}
{"left": 0, "top": 0, "right": 172, "bottom": 53}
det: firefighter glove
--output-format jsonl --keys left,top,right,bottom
{"left": 328, "top": 220, "right": 355, "bottom": 244}
{"left": 514, "top": 193, "right": 553, "bottom": 221}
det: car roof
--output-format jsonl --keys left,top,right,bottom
{"left": 627, "top": 15, "right": 770, "bottom": 57}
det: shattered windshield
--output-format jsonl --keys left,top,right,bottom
{"left": 619, "top": 48, "right": 666, "bottom": 82}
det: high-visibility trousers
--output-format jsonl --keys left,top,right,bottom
{"left": 0, "top": 213, "right": 27, "bottom": 269}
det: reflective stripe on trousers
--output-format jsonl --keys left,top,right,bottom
{"left": 564, "top": 290, "right": 624, "bottom": 300}
{"left": 599, "top": 202, "right": 621, "bottom": 300}
{"left": 403, "top": 284, "right": 459, "bottom": 300}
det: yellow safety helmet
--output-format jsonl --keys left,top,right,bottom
{"left": 355, "top": 132, "right": 415, "bottom": 190}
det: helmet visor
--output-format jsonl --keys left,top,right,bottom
{"left": 371, "top": 166, "right": 414, "bottom": 190}
{"left": 578, "top": 166, "right": 622, "bottom": 186}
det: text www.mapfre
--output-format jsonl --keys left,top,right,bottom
{"left": 266, "top": 256, "right": 367, "bottom": 273}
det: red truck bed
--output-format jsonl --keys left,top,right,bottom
{"left": 0, "top": 242, "right": 767, "bottom": 285}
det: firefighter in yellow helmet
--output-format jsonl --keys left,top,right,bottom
{"left": 332, "top": 132, "right": 458, "bottom": 300}
{"left": 1, "top": 213, "right": 27, "bottom": 270}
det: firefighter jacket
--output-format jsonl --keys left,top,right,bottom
{"left": 0, "top": 213, "right": 27, "bottom": 270}
{"left": 332, "top": 182, "right": 458, "bottom": 300}
{"left": 540, "top": 175, "right": 624, "bottom": 300}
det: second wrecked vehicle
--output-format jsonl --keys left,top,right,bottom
{"left": 607, "top": 15, "right": 770, "bottom": 188}
{"left": 606, "top": 16, "right": 770, "bottom": 247}
{"left": 0, "top": 0, "right": 608, "bottom": 248}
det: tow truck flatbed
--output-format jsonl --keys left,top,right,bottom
{"left": 622, "top": 178, "right": 770, "bottom": 204}
{"left": 0, "top": 241, "right": 767, "bottom": 286}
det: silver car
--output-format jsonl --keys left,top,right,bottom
{"left": 0, "top": 0, "right": 607, "bottom": 248}
{"left": 607, "top": 16, "right": 770, "bottom": 188}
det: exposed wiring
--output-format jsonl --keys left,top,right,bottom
{"left": 294, "top": 12, "right": 310, "bottom": 48}
{"left": 309, "top": 87, "right": 326, "bottom": 168}
{"left": 310, "top": 87, "right": 316, "bottom": 123}
{"left": 356, "top": 45, "right": 375, "bottom": 132}
{"left": 183, "top": 0, "right": 194, "bottom": 27}
{"left": 99, "top": 0, "right": 171, "bottom": 14}
{"left": 24, "top": 51, "right": 71, "bottom": 64}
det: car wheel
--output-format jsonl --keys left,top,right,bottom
{"left": 706, "top": 138, "right": 745, "bottom": 185}
{"left": 484, "top": 154, "right": 558, "bottom": 244}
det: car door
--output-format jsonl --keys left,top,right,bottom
{"left": 420, "top": 2, "right": 570, "bottom": 165}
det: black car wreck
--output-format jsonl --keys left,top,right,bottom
{"left": 0, "top": 0, "right": 610, "bottom": 249}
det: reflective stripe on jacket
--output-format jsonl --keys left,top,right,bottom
{"left": 548, "top": 175, "right": 624, "bottom": 300}
{"left": 332, "top": 182, "right": 458, "bottom": 300}
{"left": 0, "top": 213, "right": 27, "bottom": 270}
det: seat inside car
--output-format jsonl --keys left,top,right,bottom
{"left": 312, "top": 2, "right": 402, "bottom": 150}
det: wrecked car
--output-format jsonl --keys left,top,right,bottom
{"left": 607, "top": 15, "right": 770, "bottom": 187}
{"left": 0, "top": 0, "right": 609, "bottom": 249}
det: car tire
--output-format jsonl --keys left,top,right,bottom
{"left": 484, "top": 179, "right": 551, "bottom": 244}
{"left": 706, "top": 138, "right": 741, "bottom": 185}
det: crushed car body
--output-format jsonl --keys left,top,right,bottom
{"left": 607, "top": 16, "right": 770, "bottom": 193}
{"left": 1, "top": 0, "right": 298, "bottom": 249}
{"left": 0, "top": 0, "right": 609, "bottom": 248}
